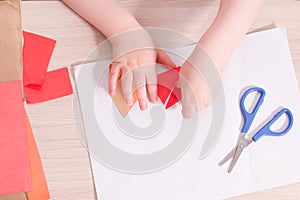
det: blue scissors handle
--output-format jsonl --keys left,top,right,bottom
{"left": 252, "top": 108, "right": 293, "bottom": 142}
{"left": 240, "top": 87, "right": 266, "bottom": 133}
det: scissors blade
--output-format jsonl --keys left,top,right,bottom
{"left": 227, "top": 145, "right": 244, "bottom": 173}
{"left": 218, "top": 146, "right": 237, "bottom": 166}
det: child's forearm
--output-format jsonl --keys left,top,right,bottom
{"left": 199, "top": 0, "right": 264, "bottom": 71}
{"left": 62, "top": 0, "right": 141, "bottom": 38}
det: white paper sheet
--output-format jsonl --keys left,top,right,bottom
{"left": 74, "top": 28, "right": 300, "bottom": 199}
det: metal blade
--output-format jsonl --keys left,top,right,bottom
{"left": 227, "top": 146, "right": 244, "bottom": 173}
{"left": 218, "top": 146, "right": 237, "bottom": 166}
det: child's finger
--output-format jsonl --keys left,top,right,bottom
{"left": 157, "top": 49, "right": 176, "bottom": 69}
{"left": 121, "top": 67, "right": 134, "bottom": 105}
{"left": 133, "top": 66, "right": 148, "bottom": 111}
{"left": 145, "top": 64, "right": 157, "bottom": 103}
{"left": 180, "top": 79, "right": 197, "bottom": 119}
{"left": 109, "top": 63, "right": 121, "bottom": 95}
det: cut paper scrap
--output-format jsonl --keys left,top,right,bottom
{"left": 24, "top": 67, "right": 73, "bottom": 104}
{"left": 22, "top": 31, "right": 56, "bottom": 89}
{"left": 0, "top": 81, "right": 31, "bottom": 195}
{"left": 110, "top": 80, "right": 138, "bottom": 118}
{"left": 157, "top": 66, "right": 181, "bottom": 109}
{"left": 0, "top": 193, "right": 27, "bottom": 200}
{"left": 25, "top": 114, "right": 50, "bottom": 200}
{"left": 165, "top": 86, "right": 182, "bottom": 109}
{"left": 109, "top": 65, "right": 137, "bottom": 117}
{"left": 111, "top": 65, "right": 181, "bottom": 115}
{"left": 22, "top": 31, "right": 73, "bottom": 104}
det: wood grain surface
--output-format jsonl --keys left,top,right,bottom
{"left": 21, "top": 1, "right": 300, "bottom": 199}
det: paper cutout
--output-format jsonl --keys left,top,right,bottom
{"left": 0, "top": 193, "right": 27, "bottom": 200}
{"left": 23, "top": 31, "right": 56, "bottom": 89}
{"left": 25, "top": 114, "right": 50, "bottom": 200}
{"left": 109, "top": 65, "right": 138, "bottom": 117}
{"left": 157, "top": 67, "right": 181, "bottom": 109}
{"left": 157, "top": 85, "right": 171, "bottom": 105}
{"left": 0, "top": 0, "right": 23, "bottom": 82}
{"left": 110, "top": 80, "right": 138, "bottom": 117}
{"left": 22, "top": 31, "right": 73, "bottom": 104}
{"left": 0, "top": 81, "right": 31, "bottom": 195}
{"left": 110, "top": 65, "right": 181, "bottom": 115}
{"left": 165, "top": 86, "right": 182, "bottom": 109}
{"left": 24, "top": 67, "right": 73, "bottom": 104}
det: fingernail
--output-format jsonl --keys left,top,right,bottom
{"left": 139, "top": 99, "right": 148, "bottom": 110}
{"left": 127, "top": 97, "right": 134, "bottom": 105}
{"left": 150, "top": 97, "right": 157, "bottom": 103}
{"left": 110, "top": 89, "right": 115, "bottom": 95}
{"left": 149, "top": 95, "right": 157, "bottom": 103}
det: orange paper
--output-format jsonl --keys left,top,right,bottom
{"left": 25, "top": 114, "right": 50, "bottom": 200}
{"left": 110, "top": 80, "right": 137, "bottom": 117}
{"left": 109, "top": 65, "right": 137, "bottom": 117}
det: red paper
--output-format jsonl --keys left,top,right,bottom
{"left": 0, "top": 81, "right": 31, "bottom": 195}
{"left": 24, "top": 67, "right": 73, "bottom": 104}
{"left": 157, "top": 85, "right": 171, "bottom": 104}
{"left": 23, "top": 31, "right": 56, "bottom": 89}
{"left": 22, "top": 31, "right": 73, "bottom": 103}
{"left": 157, "top": 67, "right": 181, "bottom": 109}
{"left": 166, "top": 86, "right": 182, "bottom": 109}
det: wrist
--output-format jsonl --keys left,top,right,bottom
{"left": 109, "top": 25, "right": 155, "bottom": 59}
{"left": 189, "top": 44, "right": 221, "bottom": 74}
{"left": 107, "top": 17, "right": 142, "bottom": 43}
{"left": 186, "top": 44, "right": 222, "bottom": 100}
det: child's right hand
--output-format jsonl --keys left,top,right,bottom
{"left": 109, "top": 27, "right": 176, "bottom": 111}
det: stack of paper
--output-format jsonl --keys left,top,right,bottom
{"left": 0, "top": 2, "right": 72, "bottom": 198}
{"left": 0, "top": 9, "right": 51, "bottom": 198}
{"left": 75, "top": 27, "right": 300, "bottom": 199}
{"left": 0, "top": 1, "right": 30, "bottom": 199}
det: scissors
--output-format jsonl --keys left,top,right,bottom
{"left": 219, "top": 87, "right": 293, "bottom": 173}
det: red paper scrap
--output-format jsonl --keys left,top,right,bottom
{"left": 22, "top": 31, "right": 73, "bottom": 103}
{"left": 24, "top": 67, "right": 73, "bottom": 104}
{"left": 0, "top": 81, "right": 31, "bottom": 195}
{"left": 157, "top": 67, "right": 181, "bottom": 109}
{"left": 165, "top": 86, "right": 182, "bottom": 109}
{"left": 22, "top": 31, "right": 56, "bottom": 89}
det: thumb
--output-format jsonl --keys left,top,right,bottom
{"left": 157, "top": 49, "right": 176, "bottom": 69}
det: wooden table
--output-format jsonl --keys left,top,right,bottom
{"left": 22, "top": 0, "right": 300, "bottom": 199}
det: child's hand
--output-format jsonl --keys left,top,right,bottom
{"left": 176, "top": 0, "right": 263, "bottom": 119}
{"left": 109, "top": 28, "right": 176, "bottom": 110}
{"left": 177, "top": 45, "right": 217, "bottom": 119}
{"left": 178, "top": 63, "right": 211, "bottom": 119}
{"left": 63, "top": 0, "right": 263, "bottom": 117}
